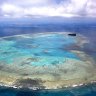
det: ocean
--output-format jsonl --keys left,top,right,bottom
{"left": 0, "top": 20, "right": 96, "bottom": 96}
{"left": 0, "top": 83, "right": 96, "bottom": 96}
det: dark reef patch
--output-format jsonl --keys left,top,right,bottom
{"left": 0, "top": 62, "right": 7, "bottom": 70}
{"left": 15, "top": 78, "right": 45, "bottom": 89}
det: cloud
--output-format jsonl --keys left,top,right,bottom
{"left": 0, "top": 0, "right": 96, "bottom": 18}
{"left": 1, "top": 4, "right": 24, "bottom": 18}
{"left": 86, "top": 0, "right": 96, "bottom": 16}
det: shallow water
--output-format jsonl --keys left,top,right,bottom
{"left": 0, "top": 32, "right": 96, "bottom": 91}
{"left": 0, "top": 33, "right": 78, "bottom": 66}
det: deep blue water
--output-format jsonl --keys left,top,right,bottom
{"left": 0, "top": 21, "right": 96, "bottom": 96}
{"left": 0, "top": 83, "right": 96, "bottom": 96}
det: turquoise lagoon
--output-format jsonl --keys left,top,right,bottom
{"left": 0, "top": 32, "right": 78, "bottom": 66}
{"left": 0, "top": 32, "right": 96, "bottom": 90}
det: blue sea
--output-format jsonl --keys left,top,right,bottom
{"left": 0, "top": 18, "right": 96, "bottom": 96}
{"left": 0, "top": 83, "right": 96, "bottom": 96}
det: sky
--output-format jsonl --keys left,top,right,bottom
{"left": 0, "top": 0, "right": 96, "bottom": 18}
